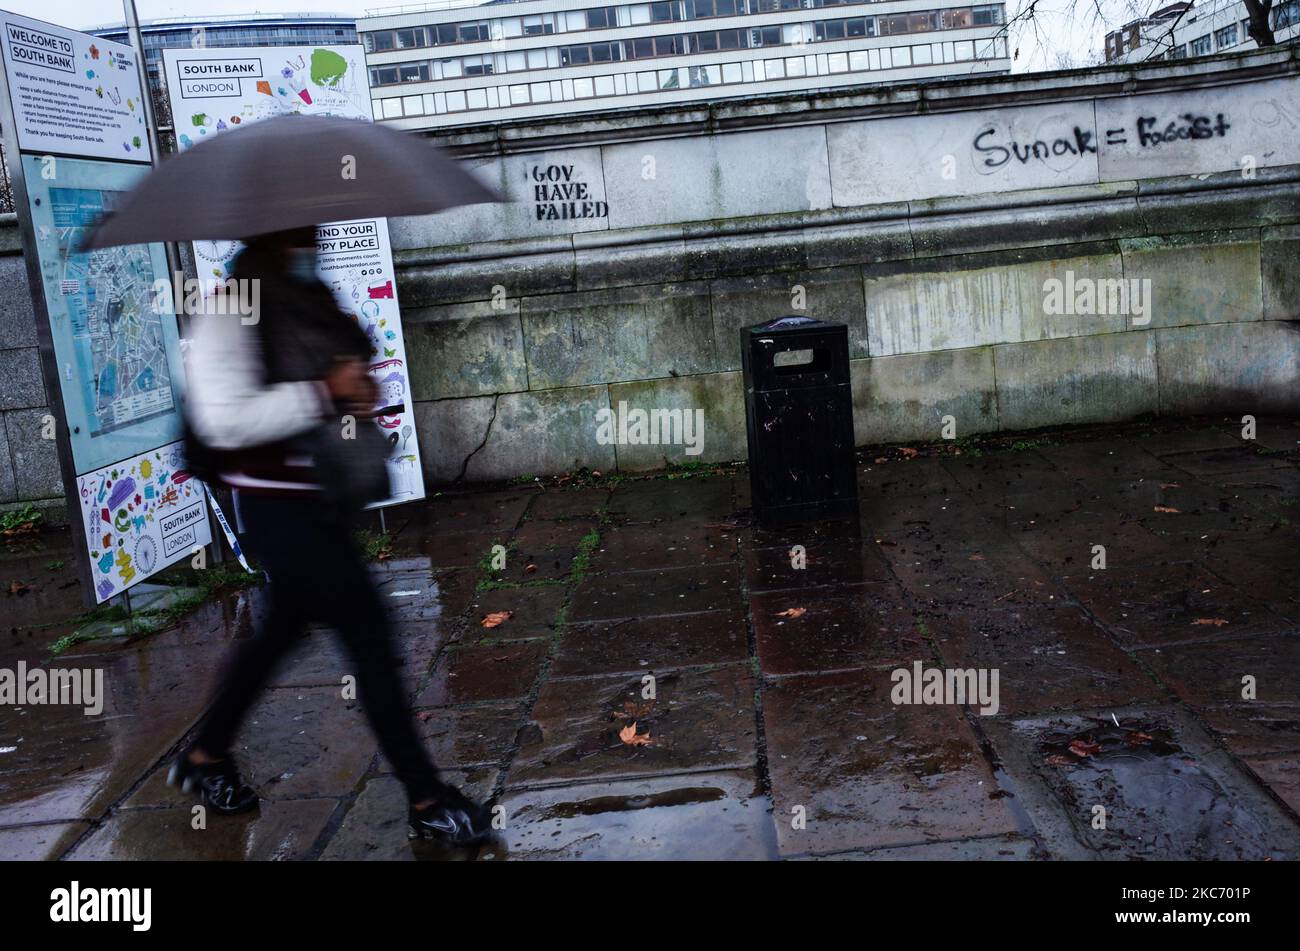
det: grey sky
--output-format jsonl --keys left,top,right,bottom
{"left": 0, "top": 0, "right": 1163, "bottom": 72}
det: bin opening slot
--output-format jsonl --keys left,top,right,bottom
{"left": 773, "top": 347, "right": 830, "bottom": 374}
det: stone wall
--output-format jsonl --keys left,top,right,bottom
{"left": 2, "top": 48, "right": 1298, "bottom": 505}
{"left": 392, "top": 46, "right": 1300, "bottom": 482}
{"left": 0, "top": 215, "right": 62, "bottom": 513}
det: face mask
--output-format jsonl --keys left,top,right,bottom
{"left": 286, "top": 247, "right": 318, "bottom": 283}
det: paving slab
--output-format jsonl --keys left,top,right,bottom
{"left": 763, "top": 669, "right": 1020, "bottom": 856}
{"left": 0, "top": 821, "right": 87, "bottom": 860}
{"left": 984, "top": 705, "right": 1300, "bottom": 860}
{"left": 1192, "top": 704, "right": 1300, "bottom": 757}
{"left": 385, "top": 703, "right": 524, "bottom": 771}
{"left": 591, "top": 523, "right": 738, "bottom": 571}
{"left": 1140, "top": 633, "right": 1300, "bottom": 706}
{"left": 484, "top": 770, "right": 776, "bottom": 860}
{"left": 525, "top": 487, "right": 611, "bottom": 521}
{"left": 415, "top": 639, "right": 549, "bottom": 707}
{"left": 509, "top": 665, "right": 757, "bottom": 787}
{"left": 752, "top": 582, "right": 922, "bottom": 675}
{"left": 1061, "top": 562, "right": 1289, "bottom": 647}
{"left": 65, "top": 799, "right": 338, "bottom": 861}
{"left": 568, "top": 564, "right": 742, "bottom": 623}
{"left": 551, "top": 609, "right": 747, "bottom": 677}
{"left": 320, "top": 770, "right": 497, "bottom": 861}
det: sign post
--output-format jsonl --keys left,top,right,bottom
{"left": 0, "top": 10, "right": 212, "bottom": 605}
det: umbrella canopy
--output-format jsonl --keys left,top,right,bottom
{"left": 83, "top": 113, "right": 503, "bottom": 249}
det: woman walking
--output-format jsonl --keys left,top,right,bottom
{"left": 174, "top": 225, "right": 491, "bottom": 845}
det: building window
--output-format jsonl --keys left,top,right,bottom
{"left": 587, "top": 6, "right": 618, "bottom": 28}
{"left": 522, "top": 15, "right": 556, "bottom": 36}
{"left": 395, "top": 27, "right": 427, "bottom": 49}
{"left": 1189, "top": 34, "right": 1212, "bottom": 55}
{"left": 652, "top": 2, "right": 684, "bottom": 22}
{"left": 1214, "top": 24, "right": 1238, "bottom": 47}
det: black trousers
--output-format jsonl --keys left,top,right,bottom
{"left": 194, "top": 492, "right": 442, "bottom": 803}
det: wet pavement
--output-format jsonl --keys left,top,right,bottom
{"left": 2, "top": 414, "right": 1298, "bottom": 860}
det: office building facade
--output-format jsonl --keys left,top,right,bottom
{"left": 1104, "top": 0, "right": 1299, "bottom": 63}
{"left": 361, "top": 0, "right": 1011, "bottom": 128}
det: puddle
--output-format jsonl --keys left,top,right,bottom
{"left": 1034, "top": 715, "right": 1291, "bottom": 859}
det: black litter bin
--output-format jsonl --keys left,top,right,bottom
{"left": 741, "top": 316, "right": 858, "bottom": 526}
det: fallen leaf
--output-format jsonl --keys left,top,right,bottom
{"left": 1125, "top": 731, "right": 1154, "bottom": 745}
{"left": 525, "top": 564, "right": 538, "bottom": 573}
{"left": 618, "top": 722, "right": 653, "bottom": 746}
{"left": 417, "top": 710, "right": 435, "bottom": 722}
{"left": 1068, "top": 738, "right": 1102, "bottom": 758}
{"left": 874, "top": 457, "right": 888, "bottom": 465}
{"left": 776, "top": 607, "right": 806, "bottom": 619}
{"left": 968, "top": 554, "right": 985, "bottom": 561}
{"left": 481, "top": 611, "right": 513, "bottom": 628}
{"left": 1044, "top": 754, "right": 1075, "bottom": 766}
{"left": 1153, "top": 505, "right": 1181, "bottom": 513}
{"left": 1191, "top": 617, "right": 1228, "bottom": 626}
{"left": 899, "top": 447, "right": 919, "bottom": 459}
{"left": 1159, "top": 482, "right": 1182, "bottom": 489}
{"left": 617, "top": 700, "right": 655, "bottom": 721}
{"left": 7, "top": 580, "right": 31, "bottom": 595}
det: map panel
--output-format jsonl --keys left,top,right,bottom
{"left": 22, "top": 154, "right": 186, "bottom": 475}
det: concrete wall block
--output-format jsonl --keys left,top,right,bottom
{"left": 0, "top": 416, "right": 15, "bottom": 503}
{"left": 522, "top": 283, "right": 716, "bottom": 390}
{"left": 862, "top": 256, "right": 1118, "bottom": 357}
{"left": 1014, "top": 253, "right": 1129, "bottom": 340}
{"left": 1262, "top": 224, "right": 1300, "bottom": 322}
{"left": 1119, "top": 237, "right": 1262, "bottom": 329}
{"left": 602, "top": 125, "right": 833, "bottom": 230}
{"left": 910, "top": 194, "right": 1143, "bottom": 259}
{"left": 389, "top": 149, "right": 610, "bottom": 250}
{"left": 1135, "top": 179, "right": 1300, "bottom": 236}
{"left": 709, "top": 267, "right": 868, "bottom": 371}
{"left": 1096, "top": 77, "right": 1300, "bottom": 182}
{"left": 607, "top": 371, "right": 744, "bottom": 470}
{"left": 3, "top": 408, "right": 63, "bottom": 501}
{"left": 1157, "top": 322, "right": 1300, "bottom": 416}
{"left": 397, "top": 251, "right": 576, "bottom": 309}
{"left": 994, "top": 332, "right": 1159, "bottom": 430}
{"left": 827, "top": 103, "right": 1101, "bottom": 208}
{"left": 416, "top": 385, "right": 615, "bottom": 484}
{"left": 574, "top": 236, "right": 688, "bottom": 291}
{"left": 681, "top": 225, "right": 809, "bottom": 283}
{"left": 0, "top": 254, "right": 37, "bottom": 344}
{"left": 802, "top": 215, "right": 913, "bottom": 271}
{"left": 0, "top": 348, "right": 47, "bottom": 410}
{"left": 404, "top": 301, "right": 528, "bottom": 401}
{"left": 850, "top": 348, "right": 997, "bottom": 446}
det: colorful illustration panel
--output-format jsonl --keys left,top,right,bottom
{"left": 77, "top": 441, "right": 212, "bottom": 603}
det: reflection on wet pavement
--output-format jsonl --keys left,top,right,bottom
{"left": 2, "top": 415, "right": 1298, "bottom": 859}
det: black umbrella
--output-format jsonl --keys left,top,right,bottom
{"left": 83, "top": 113, "right": 503, "bottom": 249}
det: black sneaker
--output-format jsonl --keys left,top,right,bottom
{"left": 167, "top": 751, "right": 260, "bottom": 815}
{"left": 409, "top": 788, "right": 493, "bottom": 845}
